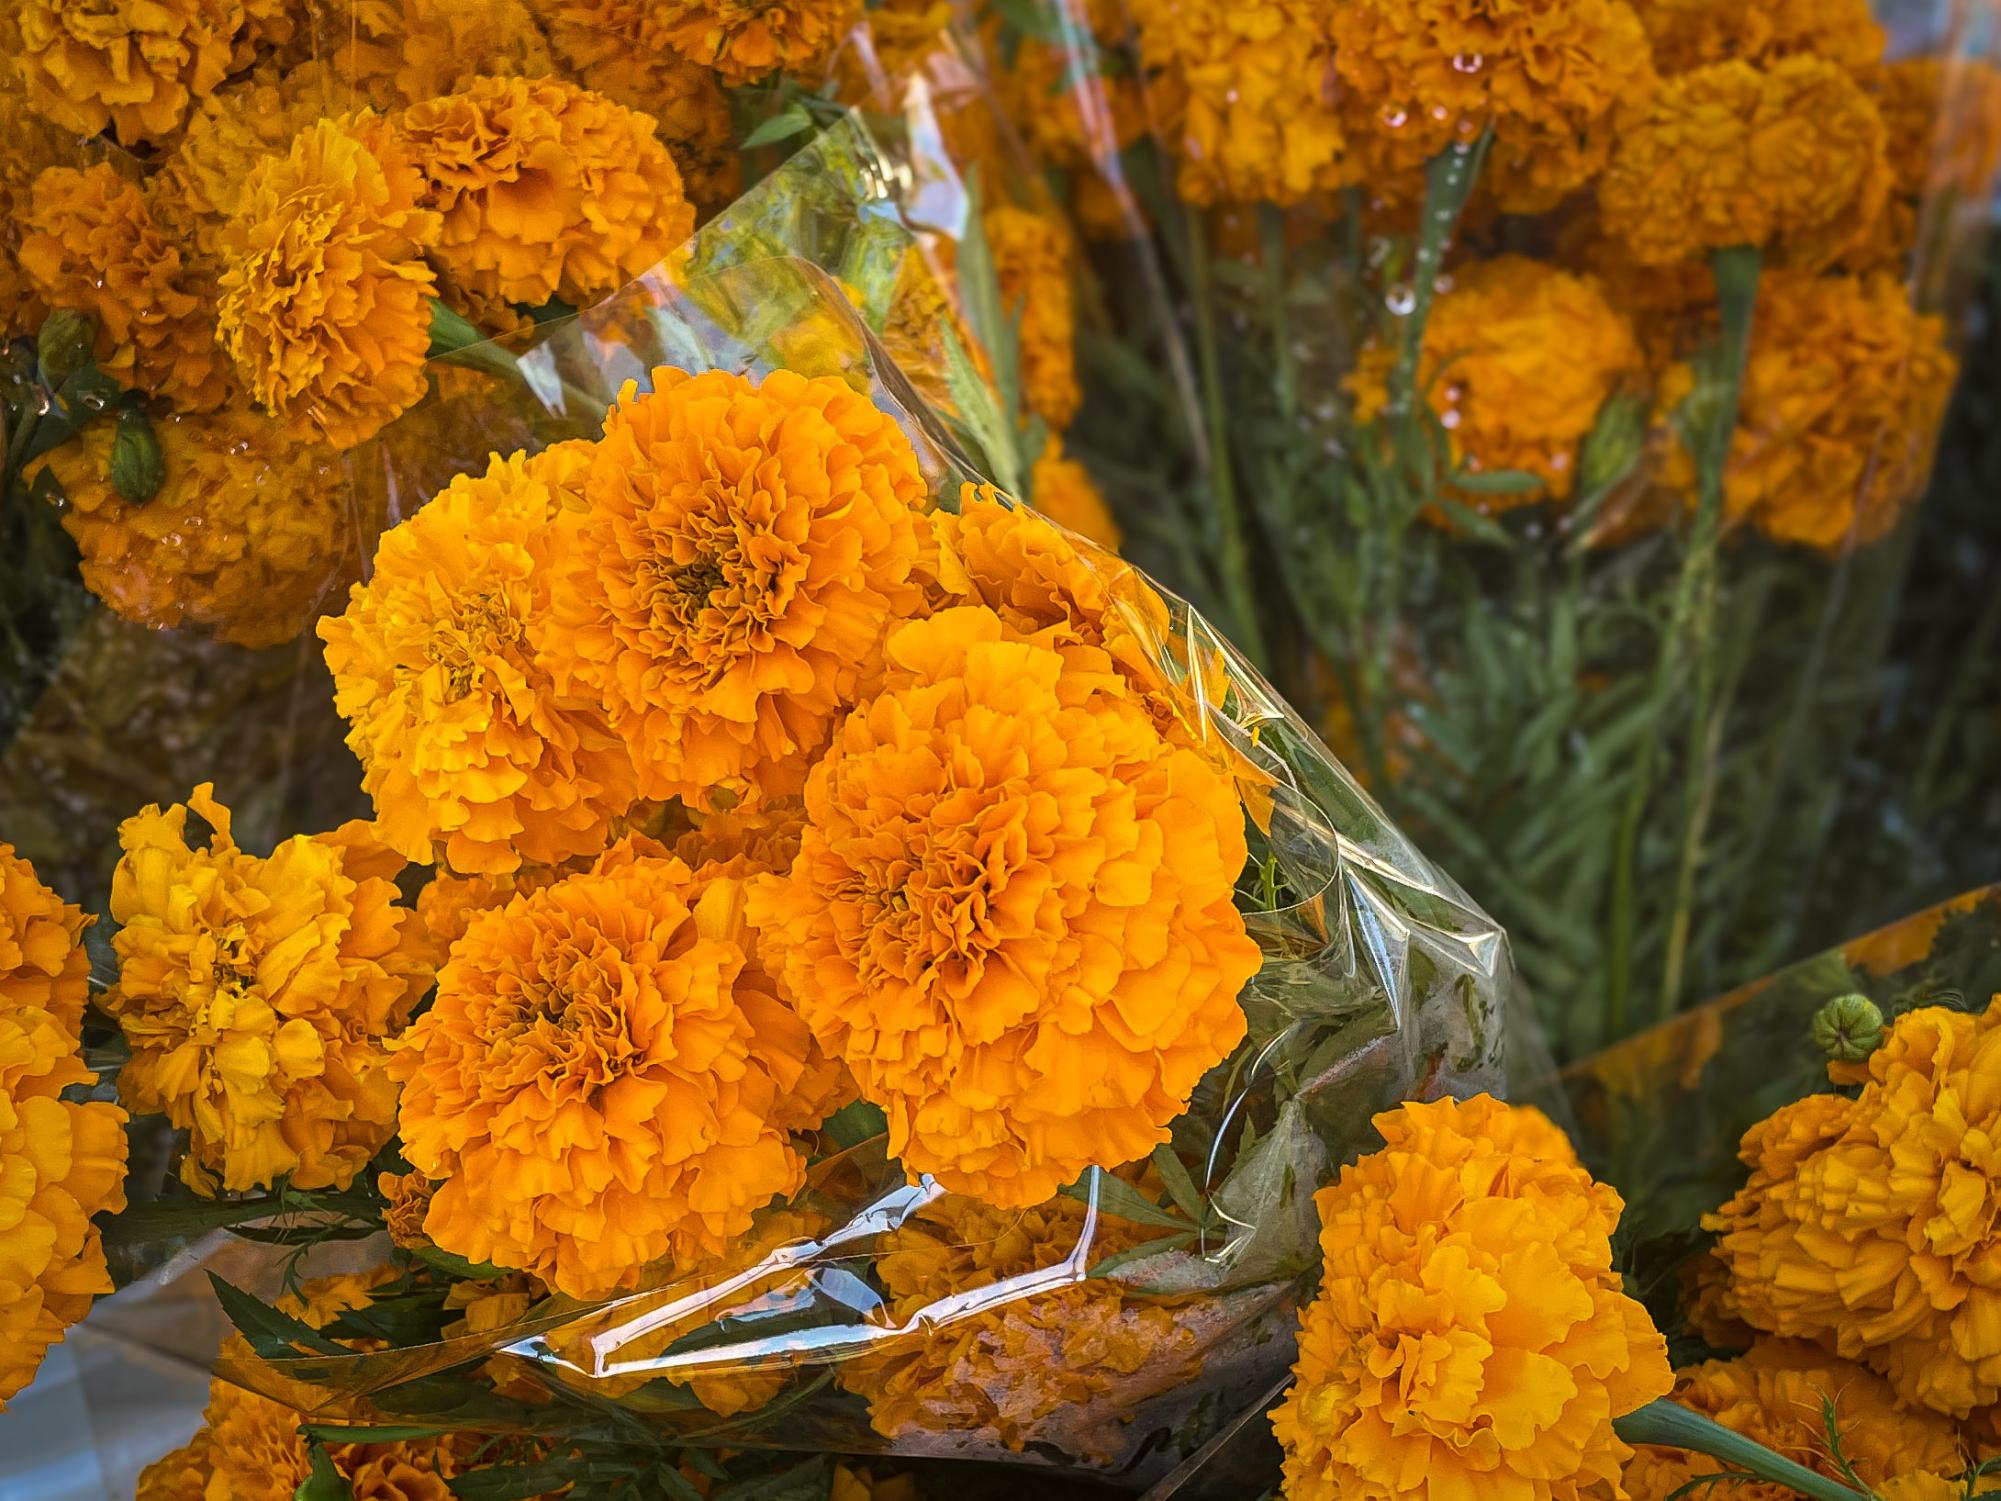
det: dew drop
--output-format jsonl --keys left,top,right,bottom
{"left": 1385, "top": 285, "right": 1416, "bottom": 315}
{"left": 1380, "top": 106, "right": 1407, "bottom": 129}
{"left": 1452, "top": 53, "right": 1483, "bottom": 73}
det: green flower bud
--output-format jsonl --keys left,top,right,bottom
{"left": 1812, "top": 993, "right": 1884, "bottom": 1064}
{"left": 37, "top": 309, "right": 98, "bottom": 391}
{"left": 110, "top": 405, "right": 165, "bottom": 504}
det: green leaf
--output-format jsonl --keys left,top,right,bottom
{"left": 714, "top": 1455, "right": 834, "bottom": 1501}
{"left": 740, "top": 105, "right": 815, "bottom": 150}
{"left": 1057, "top": 1167, "right": 1191, "bottom": 1232}
{"left": 37, "top": 310, "right": 97, "bottom": 390}
{"left": 207, "top": 1272, "right": 350, "bottom": 1361}
{"left": 296, "top": 1441, "right": 355, "bottom": 1501}
{"left": 1447, "top": 467, "right": 1543, "bottom": 495}
{"left": 109, "top": 405, "right": 165, "bottom": 503}
{"left": 821, "top": 1099, "right": 888, "bottom": 1151}
{"left": 411, "top": 1245, "right": 512, "bottom": 1281}
{"left": 1150, "top": 1145, "right": 1209, "bottom": 1226}
{"left": 1085, "top": 1230, "right": 1195, "bottom": 1280}
{"left": 953, "top": 169, "right": 1023, "bottom": 430}
{"left": 302, "top": 1424, "right": 459, "bottom": 1444}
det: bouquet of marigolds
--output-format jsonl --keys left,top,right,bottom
{"left": 957, "top": 0, "right": 2001, "bottom": 1055}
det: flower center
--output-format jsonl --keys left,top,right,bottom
{"left": 428, "top": 590, "right": 522, "bottom": 700}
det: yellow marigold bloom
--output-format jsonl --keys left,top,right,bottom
{"left": 103, "top": 786, "right": 424, "bottom": 1196}
{"left": 1622, "top": 1341, "right": 1961, "bottom": 1500}
{"left": 217, "top": 115, "right": 440, "bottom": 450}
{"left": 749, "top": 606, "right": 1258, "bottom": 1205}
{"left": 1332, "top": 0, "right": 1654, "bottom": 216}
{"left": 1348, "top": 257, "right": 1641, "bottom": 513}
{"left": 14, "top": 0, "right": 236, "bottom": 146}
{"left": 1656, "top": 273, "right": 1955, "bottom": 553}
{"left": 27, "top": 407, "right": 353, "bottom": 649}
{"left": 986, "top": 203, "right": 1081, "bottom": 431}
{"left": 135, "top": 1433, "right": 210, "bottom": 1501}
{"left": 843, "top": 0, "right": 952, "bottom": 87}
{"left": 1030, "top": 437, "right": 1121, "bottom": 551}
{"left": 1879, "top": 1476, "right": 1967, "bottom": 1501}
{"left": 0, "top": 844, "right": 127, "bottom": 1412}
{"left": 545, "top": 367, "right": 932, "bottom": 808}
{"left": 390, "top": 842, "right": 830, "bottom": 1298}
{"left": 1271, "top": 1095, "right": 1672, "bottom": 1501}
{"left": 1849, "top": 59, "right": 2001, "bottom": 277}
{"left": 836, "top": 1189, "right": 1199, "bottom": 1462}
{"left": 379, "top": 1169, "right": 438, "bottom": 1249}
{"left": 1706, "top": 998, "right": 2001, "bottom": 1417}
{"left": 650, "top": 0, "right": 863, "bottom": 85}
{"left": 395, "top": 74, "right": 696, "bottom": 311}
{"left": 18, "top": 164, "right": 231, "bottom": 413}
{"left": 153, "top": 64, "right": 341, "bottom": 260}
{"left": 1600, "top": 57, "right": 1892, "bottom": 269}
{"left": 321, "top": 442, "right": 639, "bottom": 876}
{"left": 1128, "top": 0, "right": 1350, "bottom": 206}
{"left": 329, "top": 0, "right": 557, "bottom": 108}
{"left": 674, "top": 801, "right": 809, "bottom": 878}
{"left": 1634, "top": 0, "right": 1884, "bottom": 77}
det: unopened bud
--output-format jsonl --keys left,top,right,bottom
{"left": 110, "top": 405, "right": 165, "bottom": 504}
{"left": 37, "top": 309, "right": 98, "bottom": 390}
{"left": 1812, "top": 993, "right": 1884, "bottom": 1064}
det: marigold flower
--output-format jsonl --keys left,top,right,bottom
{"left": 1622, "top": 1340, "right": 1961, "bottom": 1501}
{"left": 674, "top": 801, "right": 809, "bottom": 878}
{"left": 987, "top": 0, "right": 1146, "bottom": 174}
{"left": 836, "top": 1189, "right": 1199, "bottom": 1461}
{"left": 0, "top": 844, "right": 127, "bottom": 1412}
{"left": 1656, "top": 273, "right": 1955, "bottom": 553}
{"left": 986, "top": 204, "right": 1081, "bottom": 431}
{"left": 321, "top": 442, "right": 639, "bottom": 875}
{"left": 390, "top": 843, "right": 832, "bottom": 1298}
{"left": 0, "top": 89, "right": 83, "bottom": 338}
{"left": 18, "top": 163, "right": 231, "bottom": 412}
{"left": 832, "top": 1467, "right": 920, "bottom": 1501}
{"left": 135, "top": 1433, "right": 211, "bottom": 1501}
{"left": 544, "top": 367, "right": 933, "bottom": 808}
{"left": 1348, "top": 257, "right": 1641, "bottom": 512}
{"left": 650, "top": 0, "right": 863, "bottom": 85}
{"left": 1635, "top": 0, "right": 1884, "bottom": 77}
{"left": 749, "top": 606, "right": 1258, "bottom": 1204}
{"left": 1273, "top": 1095, "right": 1671, "bottom": 1501}
{"left": 1879, "top": 1475, "right": 1967, "bottom": 1501}
{"left": 217, "top": 115, "right": 440, "bottom": 450}
{"left": 1128, "top": 0, "right": 1350, "bottom": 206}
{"left": 329, "top": 0, "right": 557, "bottom": 108}
{"left": 28, "top": 407, "right": 355, "bottom": 649}
{"left": 103, "top": 786, "right": 424, "bottom": 1195}
{"left": 1849, "top": 59, "right": 2001, "bottom": 277}
{"left": 1706, "top": 998, "right": 2001, "bottom": 1417}
{"left": 14, "top": 0, "right": 236, "bottom": 146}
{"left": 407, "top": 867, "right": 566, "bottom": 974}
{"left": 378, "top": 1169, "right": 439, "bottom": 1249}
{"left": 1600, "top": 57, "right": 1892, "bottom": 269}
{"left": 1030, "top": 437, "right": 1121, "bottom": 551}
{"left": 843, "top": 0, "right": 953, "bottom": 87}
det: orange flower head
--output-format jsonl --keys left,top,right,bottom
{"left": 748, "top": 605, "right": 1259, "bottom": 1205}
{"left": 1849, "top": 59, "right": 2001, "bottom": 277}
{"left": 378, "top": 1169, "right": 439, "bottom": 1250}
{"left": 15, "top": 0, "right": 236, "bottom": 146}
{"left": 1622, "top": 1340, "right": 1961, "bottom": 1500}
{"left": 650, "top": 0, "right": 863, "bottom": 85}
{"left": 18, "top": 163, "right": 231, "bottom": 412}
{"left": 1655, "top": 272, "right": 1955, "bottom": 553}
{"left": 988, "top": 0, "right": 1145, "bottom": 174}
{"left": 321, "top": 441, "right": 640, "bottom": 875}
{"left": 1600, "top": 57, "right": 1892, "bottom": 269}
{"left": 217, "top": 115, "right": 440, "bottom": 450}
{"left": 0, "top": 844, "right": 128, "bottom": 1412}
{"left": 1030, "top": 437, "right": 1121, "bottom": 551}
{"left": 407, "top": 866, "right": 567, "bottom": 974}
{"left": 327, "top": 0, "right": 557, "bottom": 109}
{"left": 103, "top": 786, "right": 426, "bottom": 1195}
{"left": 1348, "top": 257, "right": 1642, "bottom": 512}
{"left": 1634, "top": 0, "right": 1884, "bottom": 76}
{"left": 836, "top": 1189, "right": 1200, "bottom": 1462}
{"left": 136, "top": 1433, "right": 211, "bottom": 1501}
{"left": 0, "top": 86, "right": 77, "bottom": 338}
{"left": 544, "top": 367, "right": 933, "bottom": 807}
{"left": 390, "top": 843, "right": 833, "bottom": 1297}
{"left": 986, "top": 204, "right": 1082, "bottom": 431}
{"left": 1706, "top": 997, "right": 2001, "bottom": 1417}
{"left": 1271, "top": 1095, "right": 1673, "bottom": 1501}
{"left": 28, "top": 407, "right": 356, "bottom": 648}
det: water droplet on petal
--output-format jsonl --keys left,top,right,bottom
{"left": 1385, "top": 285, "right": 1416, "bottom": 316}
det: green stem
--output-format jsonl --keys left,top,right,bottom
{"left": 1614, "top": 1400, "right": 1871, "bottom": 1501}
{"left": 1258, "top": 205, "right": 1298, "bottom": 422}
{"left": 100, "top": 1189, "right": 378, "bottom": 1245}
{"left": 1183, "top": 198, "right": 1269, "bottom": 668}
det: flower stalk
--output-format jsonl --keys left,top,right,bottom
{"left": 1614, "top": 1399, "right": 1872, "bottom": 1501}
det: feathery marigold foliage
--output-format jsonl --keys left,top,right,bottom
{"left": 1270, "top": 1095, "right": 1672, "bottom": 1501}
{"left": 986, "top": 203, "right": 1082, "bottom": 431}
{"left": 649, "top": 0, "right": 864, "bottom": 85}
{"left": 320, "top": 442, "right": 639, "bottom": 875}
{"left": 217, "top": 115, "right": 440, "bottom": 450}
{"left": 1706, "top": 998, "right": 2001, "bottom": 1417}
{"left": 14, "top": 0, "right": 238, "bottom": 146}
{"left": 749, "top": 605, "right": 1258, "bottom": 1205}
{"left": 390, "top": 840, "right": 837, "bottom": 1298}
{"left": 544, "top": 367, "right": 934, "bottom": 808}
{"left": 0, "top": 844, "right": 127, "bottom": 1412}
{"left": 1348, "top": 256, "right": 1642, "bottom": 512}
{"left": 102, "top": 785, "right": 426, "bottom": 1195}
{"left": 28, "top": 407, "right": 355, "bottom": 648}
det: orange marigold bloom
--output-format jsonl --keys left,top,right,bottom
{"left": 18, "top": 163, "right": 231, "bottom": 413}
{"left": 1656, "top": 273, "right": 1955, "bottom": 553}
{"left": 0, "top": 844, "right": 127, "bottom": 1413}
{"left": 28, "top": 407, "right": 355, "bottom": 648}
{"left": 1633, "top": 0, "right": 1884, "bottom": 76}
{"left": 988, "top": 0, "right": 1146, "bottom": 174}
{"left": 1128, "top": 0, "right": 1351, "bottom": 206}
{"left": 136, "top": 1433, "right": 211, "bottom": 1501}
{"left": 321, "top": 442, "right": 639, "bottom": 876}
{"left": 836, "top": 1190, "right": 1199, "bottom": 1462}
{"left": 328, "top": 0, "right": 557, "bottom": 109}
{"left": 390, "top": 843, "right": 831, "bottom": 1298}
{"left": 545, "top": 367, "right": 933, "bottom": 808}
{"left": 1271, "top": 1095, "right": 1672, "bottom": 1501}
{"left": 1030, "top": 436, "right": 1121, "bottom": 551}
{"left": 650, "top": 0, "right": 863, "bottom": 86}
{"left": 0, "top": 88, "right": 82, "bottom": 338}
{"left": 103, "top": 786, "right": 425, "bottom": 1196}
{"left": 986, "top": 203, "right": 1081, "bottom": 431}
{"left": 14, "top": 0, "right": 236, "bottom": 146}
{"left": 1849, "top": 59, "right": 2001, "bottom": 277}
{"left": 378, "top": 1169, "right": 439, "bottom": 1249}
{"left": 1348, "top": 257, "right": 1642, "bottom": 512}
{"left": 407, "top": 866, "right": 566, "bottom": 974}
{"left": 1332, "top": 0, "right": 1654, "bottom": 216}
{"left": 1879, "top": 1475, "right": 1967, "bottom": 1501}
{"left": 1622, "top": 1341, "right": 1961, "bottom": 1501}
{"left": 1600, "top": 57, "right": 1892, "bottom": 270}
{"left": 395, "top": 74, "right": 696, "bottom": 311}
{"left": 674, "top": 800, "right": 809, "bottom": 878}
{"left": 749, "top": 606, "right": 1258, "bottom": 1205}
{"left": 217, "top": 115, "right": 441, "bottom": 450}
{"left": 1706, "top": 998, "right": 2001, "bottom": 1417}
